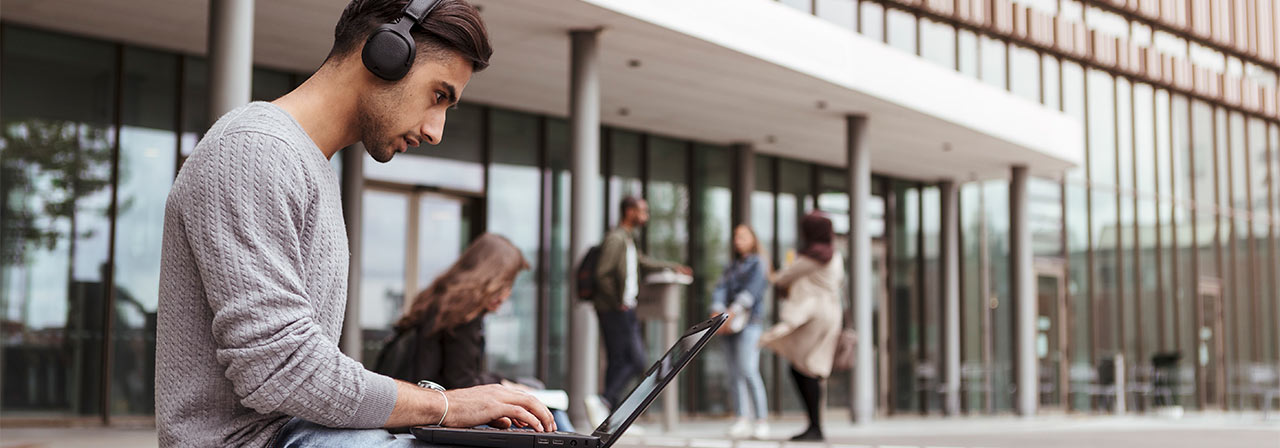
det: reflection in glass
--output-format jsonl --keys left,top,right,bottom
{"left": 1042, "top": 55, "right": 1060, "bottom": 110}
{"left": 1, "top": 25, "right": 117, "bottom": 417}
{"left": 609, "top": 130, "right": 644, "bottom": 229}
{"left": 486, "top": 109, "right": 541, "bottom": 380}
{"left": 1134, "top": 83, "right": 1156, "bottom": 196}
{"left": 689, "top": 144, "right": 732, "bottom": 413}
{"left": 1065, "top": 183, "right": 1091, "bottom": 411}
{"left": 1062, "top": 62, "right": 1085, "bottom": 183}
{"left": 360, "top": 191, "right": 408, "bottom": 365}
{"left": 110, "top": 47, "right": 180, "bottom": 416}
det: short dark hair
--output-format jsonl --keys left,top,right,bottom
{"left": 329, "top": 0, "right": 492, "bottom": 72}
{"left": 620, "top": 196, "right": 645, "bottom": 217}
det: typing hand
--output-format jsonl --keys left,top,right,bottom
{"left": 443, "top": 384, "right": 556, "bottom": 432}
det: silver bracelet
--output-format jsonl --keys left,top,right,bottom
{"left": 416, "top": 380, "right": 448, "bottom": 426}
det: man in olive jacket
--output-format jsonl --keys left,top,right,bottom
{"left": 593, "top": 197, "right": 691, "bottom": 408}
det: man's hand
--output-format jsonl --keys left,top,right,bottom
{"left": 443, "top": 384, "right": 556, "bottom": 432}
{"left": 676, "top": 265, "right": 693, "bottom": 276}
{"left": 386, "top": 381, "right": 556, "bottom": 432}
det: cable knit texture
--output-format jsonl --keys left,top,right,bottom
{"left": 156, "top": 102, "right": 397, "bottom": 447}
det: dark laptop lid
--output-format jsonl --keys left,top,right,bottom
{"left": 591, "top": 313, "right": 727, "bottom": 447}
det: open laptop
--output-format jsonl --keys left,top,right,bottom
{"left": 412, "top": 313, "right": 728, "bottom": 448}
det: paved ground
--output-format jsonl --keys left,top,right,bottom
{"left": 2, "top": 413, "right": 1276, "bottom": 448}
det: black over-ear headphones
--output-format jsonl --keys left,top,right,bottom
{"left": 362, "top": 0, "right": 443, "bottom": 81}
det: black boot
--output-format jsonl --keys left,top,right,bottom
{"left": 789, "top": 426, "right": 824, "bottom": 442}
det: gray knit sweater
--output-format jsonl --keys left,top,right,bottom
{"left": 156, "top": 102, "right": 397, "bottom": 447}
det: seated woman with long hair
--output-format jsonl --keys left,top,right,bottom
{"left": 375, "top": 233, "right": 529, "bottom": 392}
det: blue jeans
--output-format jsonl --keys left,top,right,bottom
{"left": 272, "top": 418, "right": 442, "bottom": 447}
{"left": 723, "top": 322, "right": 768, "bottom": 419}
{"left": 598, "top": 308, "right": 645, "bottom": 409}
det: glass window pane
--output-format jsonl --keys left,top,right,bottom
{"left": 2, "top": 25, "right": 117, "bottom": 417}
{"left": 545, "top": 118, "right": 571, "bottom": 389}
{"left": 1229, "top": 112, "right": 1247, "bottom": 211}
{"left": 958, "top": 30, "right": 979, "bottom": 79}
{"left": 1117, "top": 78, "right": 1133, "bottom": 192}
{"left": 1022, "top": 0, "right": 1058, "bottom": 15}
{"left": 1155, "top": 89, "right": 1172, "bottom": 200}
{"left": 920, "top": 19, "right": 956, "bottom": 70}
{"left": 1249, "top": 118, "right": 1270, "bottom": 215}
{"left": 960, "top": 183, "right": 987, "bottom": 412}
{"left": 983, "top": 181, "right": 1013, "bottom": 412}
{"left": 110, "top": 46, "right": 180, "bottom": 416}
{"left": 1063, "top": 62, "right": 1086, "bottom": 183}
{"left": 860, "top": 1, "right": 885, "bottom": 42}
{"left": 1087, "top": 70, "right": 1116, "bottom": 188}
{"left": 609, "top": 129, "right": 644, "bottom": 228}
{"left": 1174, "top": 95, "right": 1193, "bottom": 204}
{"left": 980, "top": 36, "right": 1007, "bottom": 90}
{"left": 1009, "top": 45, "right": 1040, "bottom": 102}
{"left": 251, "top": 68, "right": 293, "bottom": 102}
{"left": 359, "top": 191, "right": 408, "bottom": 365}
{"left": 1091, "top": 188, "right": 1119, "bottom": 356}
{"left": 816, "top": 0, "right": 857, "bottom": 30}
{"left": 1215, "top": 108, "right": 1230, "bottom": 211}
{"left": 886, "top": 8, "right": 917, "bottom": 54}
{"left": 181, "top": 56, "right": 208, "bottom": 157}
{"left": 779, "top": 0, "right": 813, "bottom": 13}
{"left": 485, "top": 109, "right": 541, "bottom": 380}
{"left": 1065, "top": 182, "right": 1091, "bottom": 411}
{"left": 1085, "top": 7, "right": 1129, "bottom": 36}
{"left": 690, "top": 144, "right": 733, "bottom": 413}
{"left": 646, "top": 136, "right": 690, "bottom": 264}
{"left": 1042, "top": 55, "right": 1060, "bottom": 111}
{"left": 364, "top": 104, "right": 485, "bottom": 192}
{"left": 1135, "top": 83, "right": 1156, "bottom": 196}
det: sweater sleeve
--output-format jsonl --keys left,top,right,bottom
{"left": 180, "top": 131, "right": 396, "bottom": 428}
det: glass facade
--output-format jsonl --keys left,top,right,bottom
{"left": 5, "top": 0, "right": 1280, "bottom": 425}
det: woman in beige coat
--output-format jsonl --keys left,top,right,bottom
{"left": 759, "top": 212, "right": 844, "bottom": 442}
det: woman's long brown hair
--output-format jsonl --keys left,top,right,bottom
{"left": 395, "top": 233, "right": 529, "bottom": 334}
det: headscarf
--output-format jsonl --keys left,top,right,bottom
{"left": 799, "top": 211, "right": 834, "bottom": 264}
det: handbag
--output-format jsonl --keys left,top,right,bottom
{"left": 831, "top": 328, "right": 857, "bottom": 372}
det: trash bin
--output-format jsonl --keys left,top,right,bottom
{"left": 1151, "top": 351, "right": 1182, "bottom": 408}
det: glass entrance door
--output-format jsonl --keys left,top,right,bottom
{"left": 1196, "top": 278, "right": 1225, "bottom": 410}
{"left": 1035, "top": 262, "right": 1068, "bottom": 410}
{"left": 359, "top": 187, "right": 476, "bottom": 364}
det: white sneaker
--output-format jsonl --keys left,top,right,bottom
{"left": 751, "top": 421, "right": 770, "bottom": 440}
{"left": 726, "top": 417, "right": 752, "bottom": 439}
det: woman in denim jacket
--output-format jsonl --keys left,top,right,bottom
{"left": 709, "top": 224, "right": 771, "bottom": 440}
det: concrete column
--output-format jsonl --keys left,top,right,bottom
{"left": 731, "top": 143, "right": 756, "bottom": 227}
{"left": 940, "top": 180, "right": 961, "bottom": 416}
{"left": 847, "top": 115, "right": 875, "bottom": 424}
{"left": 569, "top": 28, "right": 603, "bottom": 431}
{"left": 341, "top": 145, "right": 365, "bottom": 360}
{"left": 207, "top": 0, "right": 254, "bottom": 123}
{"left": 1010, "top": 165, "right": 1037, "bottom": 417}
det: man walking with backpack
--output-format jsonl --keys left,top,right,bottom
{"left": 587, "top": 197, "right": 691, "bottom": 409}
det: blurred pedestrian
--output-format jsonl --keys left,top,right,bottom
{"left": 759, "top": 212, "right": 844, "bottom": 442}
{"left": 710, "top": 224, "right": 771, "bottom": 440}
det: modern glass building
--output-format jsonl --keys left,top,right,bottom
{"left": 1, "top": 0, "right": 1276, "bottom": 427}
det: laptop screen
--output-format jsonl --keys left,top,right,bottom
{"left": 593, "top": 322, "right": 714, "bottom": 438}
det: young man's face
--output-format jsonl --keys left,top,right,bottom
{"left": 357, "top": 50, "right": 474, "bottom": 163}
{"left": 627, "top": 200, "right": 650, "bottom": 227}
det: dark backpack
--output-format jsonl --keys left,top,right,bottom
{"left": 575, "top": 245, "right": 602, "bottom": 301}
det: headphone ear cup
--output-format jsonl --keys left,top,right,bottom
{"left": 362, "top": 25, "right": 416, "bottom": 81}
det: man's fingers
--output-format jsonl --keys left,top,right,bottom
{"left": 505, "top": 405, "right": 544, "bottom": 432}
{"left": 510, "top": 390, "right": 556, "bottom": 432}
{"left": 489, "top": 417, "right": 513, "bottom": 429}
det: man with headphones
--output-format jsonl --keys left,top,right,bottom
{"left": 156, "top": 1, "right": 555, "bottom": 446}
